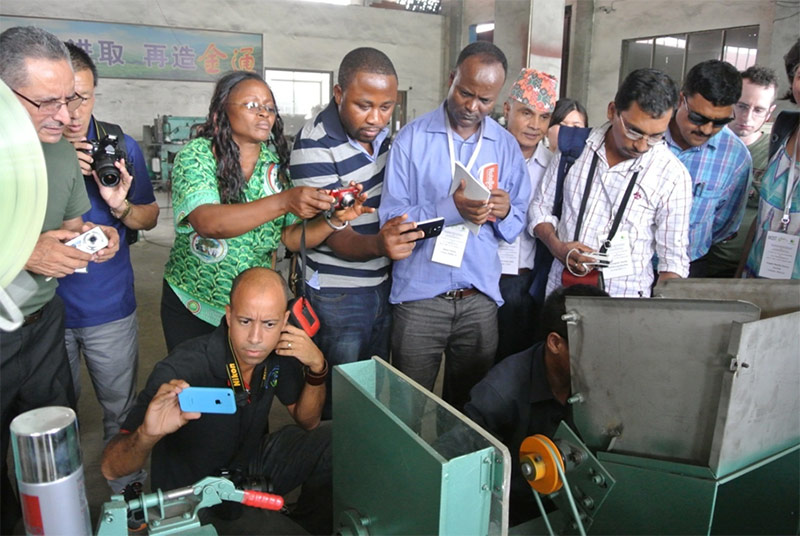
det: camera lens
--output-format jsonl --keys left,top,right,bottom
{"left": 98, "top": 165, "right": 120, "bottom": 187}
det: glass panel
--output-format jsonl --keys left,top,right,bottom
{"left": 686, "top": 30, "right": 723, "bottom": 73}
{"left": 355, "top": 358, "right": 511, "bottom": 535}
{"left": 621, "top": 38, "right": 653, "bottom": 82}
{"left": 653, "top": 34, "right": 686, "bottom": 85}
{"left": 723, "top": 26, "right": 759, "bottom": 71}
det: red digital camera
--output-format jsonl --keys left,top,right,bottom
{"left": 329, "top": 186, "right": 359, "bottom": 210}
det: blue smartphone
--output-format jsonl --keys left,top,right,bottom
{"left": 178, "top": 387, "right": 236, "bottom": 414}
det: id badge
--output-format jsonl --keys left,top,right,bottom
{"left": 432, "top": 224, "right": 469, "bottom": 268}
{"left": 497, "top": 238, "right": 521, "bottom": 275}
{"left": 600, "top": 232, "right": 634, "bottom": 279}
{"left": 758, "top": 230, "right": 799, "bottom": 279}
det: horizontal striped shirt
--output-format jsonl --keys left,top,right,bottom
{"left": 665, "top": 125, "right": 752, "bottom": 261}
{"left": 290, "top": 100, "right": 391, "bottom": 291}
{"left": 530, "top": 123, "right": 692, "bottom": 297}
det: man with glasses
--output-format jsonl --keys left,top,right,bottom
{"left": 0, "top": 26, "right": 119, "bottom": 533}
{"left": 530, "top": 68, "right": 692, "bottom": 298}
{"left": 706, "top": 66, "right": 778, "bottom": 277}
{"left": 665, "top": 60, "right": 752, "bottom": 277}
{"left": 57, "top": 42, "right": 158, "bottom": 493}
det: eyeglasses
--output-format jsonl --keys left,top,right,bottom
{"left": 73, "top": 92, "right": 92, "bottom": 108}
{"left": 11, "top": 88, "right": 83, "bottom": 114}
{"left": 734, "top": 102, "right": 771, "bottom": 119}
{"left": 617, "top": 113, "right": 664, "bottom": 146}
{"left": 233, "top": 101, "right": 277, "bottom": 116}
{"left": 683, "top": 96, "right": 733, "bottom": 127}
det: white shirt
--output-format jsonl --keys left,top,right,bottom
{"left": 498, "top": 141, "right": 552, "bottom": 272}
{"left": 529, "top": 123, "right": 692, "bottom": 297}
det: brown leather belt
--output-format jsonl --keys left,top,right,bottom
{"left": 501, "top": 267, "right": 532, "bottom": 279}
{"left": 22, "top": 307, "right": 45, "bottom": 327}
{"left": 439, "top": 288, "right": 480, "bottom": 300}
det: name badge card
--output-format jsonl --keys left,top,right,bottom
{"left": 758, "top": 230, "right": 799, "bottom": 279}
{"left": 432, "top": 224, "right": 470, "bottom": 268}
{"left": 600, "top": 232, "right": 634, "bottom": 279}
{"left": 497, "top": 238, "right": 520, "bottom": 275}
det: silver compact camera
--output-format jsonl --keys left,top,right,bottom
{"left": 65, "top": 227, "right": 109, "bottom": 273}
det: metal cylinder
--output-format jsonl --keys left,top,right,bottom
{"left": 10, "top": 406, "right": 91, "bottom": 536}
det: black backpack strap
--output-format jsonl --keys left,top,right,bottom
{"left": 769, "top": 111, "right": 800, "bottom": 161}
{"left": 529, "top": 127, "right": 592, "bottom": 304}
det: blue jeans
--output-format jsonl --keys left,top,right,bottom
{"left": 306, "top": 280, "right": 392, "bottom": 419}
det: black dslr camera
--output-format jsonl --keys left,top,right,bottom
{"left": 85, "top": 134, "right": 126, "bottom": 187}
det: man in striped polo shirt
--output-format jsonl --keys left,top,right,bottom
{"left": 291, "top": 48, "right": 422, "bottom": 418}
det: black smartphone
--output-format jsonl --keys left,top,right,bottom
{"left": 403, "top": 217, "right": 445, "bottom": 242}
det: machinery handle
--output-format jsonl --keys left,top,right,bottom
{"left": 241, "top": 490, "right": 284, "bottom": 510}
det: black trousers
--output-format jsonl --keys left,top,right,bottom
{"left": 0, "top": 295, "right": 75, "bottom": 534}
{"left": 160, "top": 279, "right": 217, "bottom": 352}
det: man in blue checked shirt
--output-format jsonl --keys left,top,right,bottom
{"left": 665, "top": 60, "right": 753, "bottom": 277}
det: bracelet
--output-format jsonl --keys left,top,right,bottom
{"left": 324, "top": 215, "right": 348, "bottom": 231}
{"left": 113, "top": 199, "right": 132, "bottom": 220}
{"left": 305, "top": 359, "right": 329, "bottom": 386}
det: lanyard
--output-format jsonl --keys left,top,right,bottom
{"left": 226, "top": 333, "right": 267, "bottom": 406}
{"left": 445, "top": 108, "right": 486, "bottom": 177}
{"left": 572, "top": 151, "right": 640, "bottom": 252}
{"left": 780, "top": 130, "right": 800, "bottom": 232}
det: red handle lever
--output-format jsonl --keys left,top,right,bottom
{"left": 241, "top": 490, "right": 284, "bottom": 511}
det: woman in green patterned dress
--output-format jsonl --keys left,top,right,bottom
{"left": 161, "top": 71, "right": 368, "bottom": 351}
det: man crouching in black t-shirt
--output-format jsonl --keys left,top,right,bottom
{"left": 101, "top": 267, "right": 331, "bottom": 534}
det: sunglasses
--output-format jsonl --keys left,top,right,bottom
{"left": 683, "top": 96, "right": 733, "bottom": 127}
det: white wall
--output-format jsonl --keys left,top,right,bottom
{"left": 0, "top": 0, "right": 446, "bottom": 140}
{"left": 576, "top": 0, "right": 789, "bottom": 125}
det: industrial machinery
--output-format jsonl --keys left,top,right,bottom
{"left": 95, "top": 476, "right": 284, "bottom": 535}
{"left": 333, "top": 280, "right": 799, "bottom": 535}
{"left": 142, "top": 115, "right": 206, "bottom": 189}
{"left": 512, "top": 279, "right": 800, "bottom": 535}
{"left": 333, "top": 357, "right": 511, "bottom": 535}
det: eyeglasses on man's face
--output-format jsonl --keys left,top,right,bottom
{"left": 617, "top": 113, "right": 664, "bottom": 146}
{"left": 734, "top": 102, "right": 770, "bottom": 119}
{"left": 683, "top": 96, "right": 733, "bottom": 127}
{"left": 11, "top": 88, "right": 83, "bottom": 114}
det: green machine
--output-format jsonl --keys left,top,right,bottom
{"left": 513, "top": 280, "right": 800, "bottom": 535}
{"left": 334, "top": 280, "right": 799, "bottom": 535}
{"left": 95, "top": 476, "right": 285, "bottom": 535}
{"left": 142, "top": 115, "right": 206, "bottom": 189}
{"left": 333, "top": 357, "right": 512, "bottom": 535}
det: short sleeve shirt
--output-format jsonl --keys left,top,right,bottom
{"left": 24, "top": 138, "right": 91, "bottom": 316}
{"left": 164, "top": 138, "right": 298, "bottom": 324}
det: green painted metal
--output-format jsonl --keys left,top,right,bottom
{"left": 590, "top": 454, "right": 719, "bottom": 535}
{"left": 333, "top": 359, "right": 509, "bottom": 536}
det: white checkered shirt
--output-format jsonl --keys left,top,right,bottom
{"left": 529, "top": 123, "right": 692, "bottom": 297}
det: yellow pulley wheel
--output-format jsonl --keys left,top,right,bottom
{"left": 519, "top": 434, "right": 564, "bottom": 494}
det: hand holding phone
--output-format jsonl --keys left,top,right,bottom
{"left": 178, "top": 387, "right": 236, "bottom": 414}
{"left": 401, "top": 217, "right": 445, "bottom": 242}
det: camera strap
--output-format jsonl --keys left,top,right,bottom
{"left": 225, "top": 329, "right": 267, "bottom": 407}
{"left": 572, "top": 152, "right": 640, "bottom": 252}
{"left": 298, "top": 220, "right": 308, "bottom": 298}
